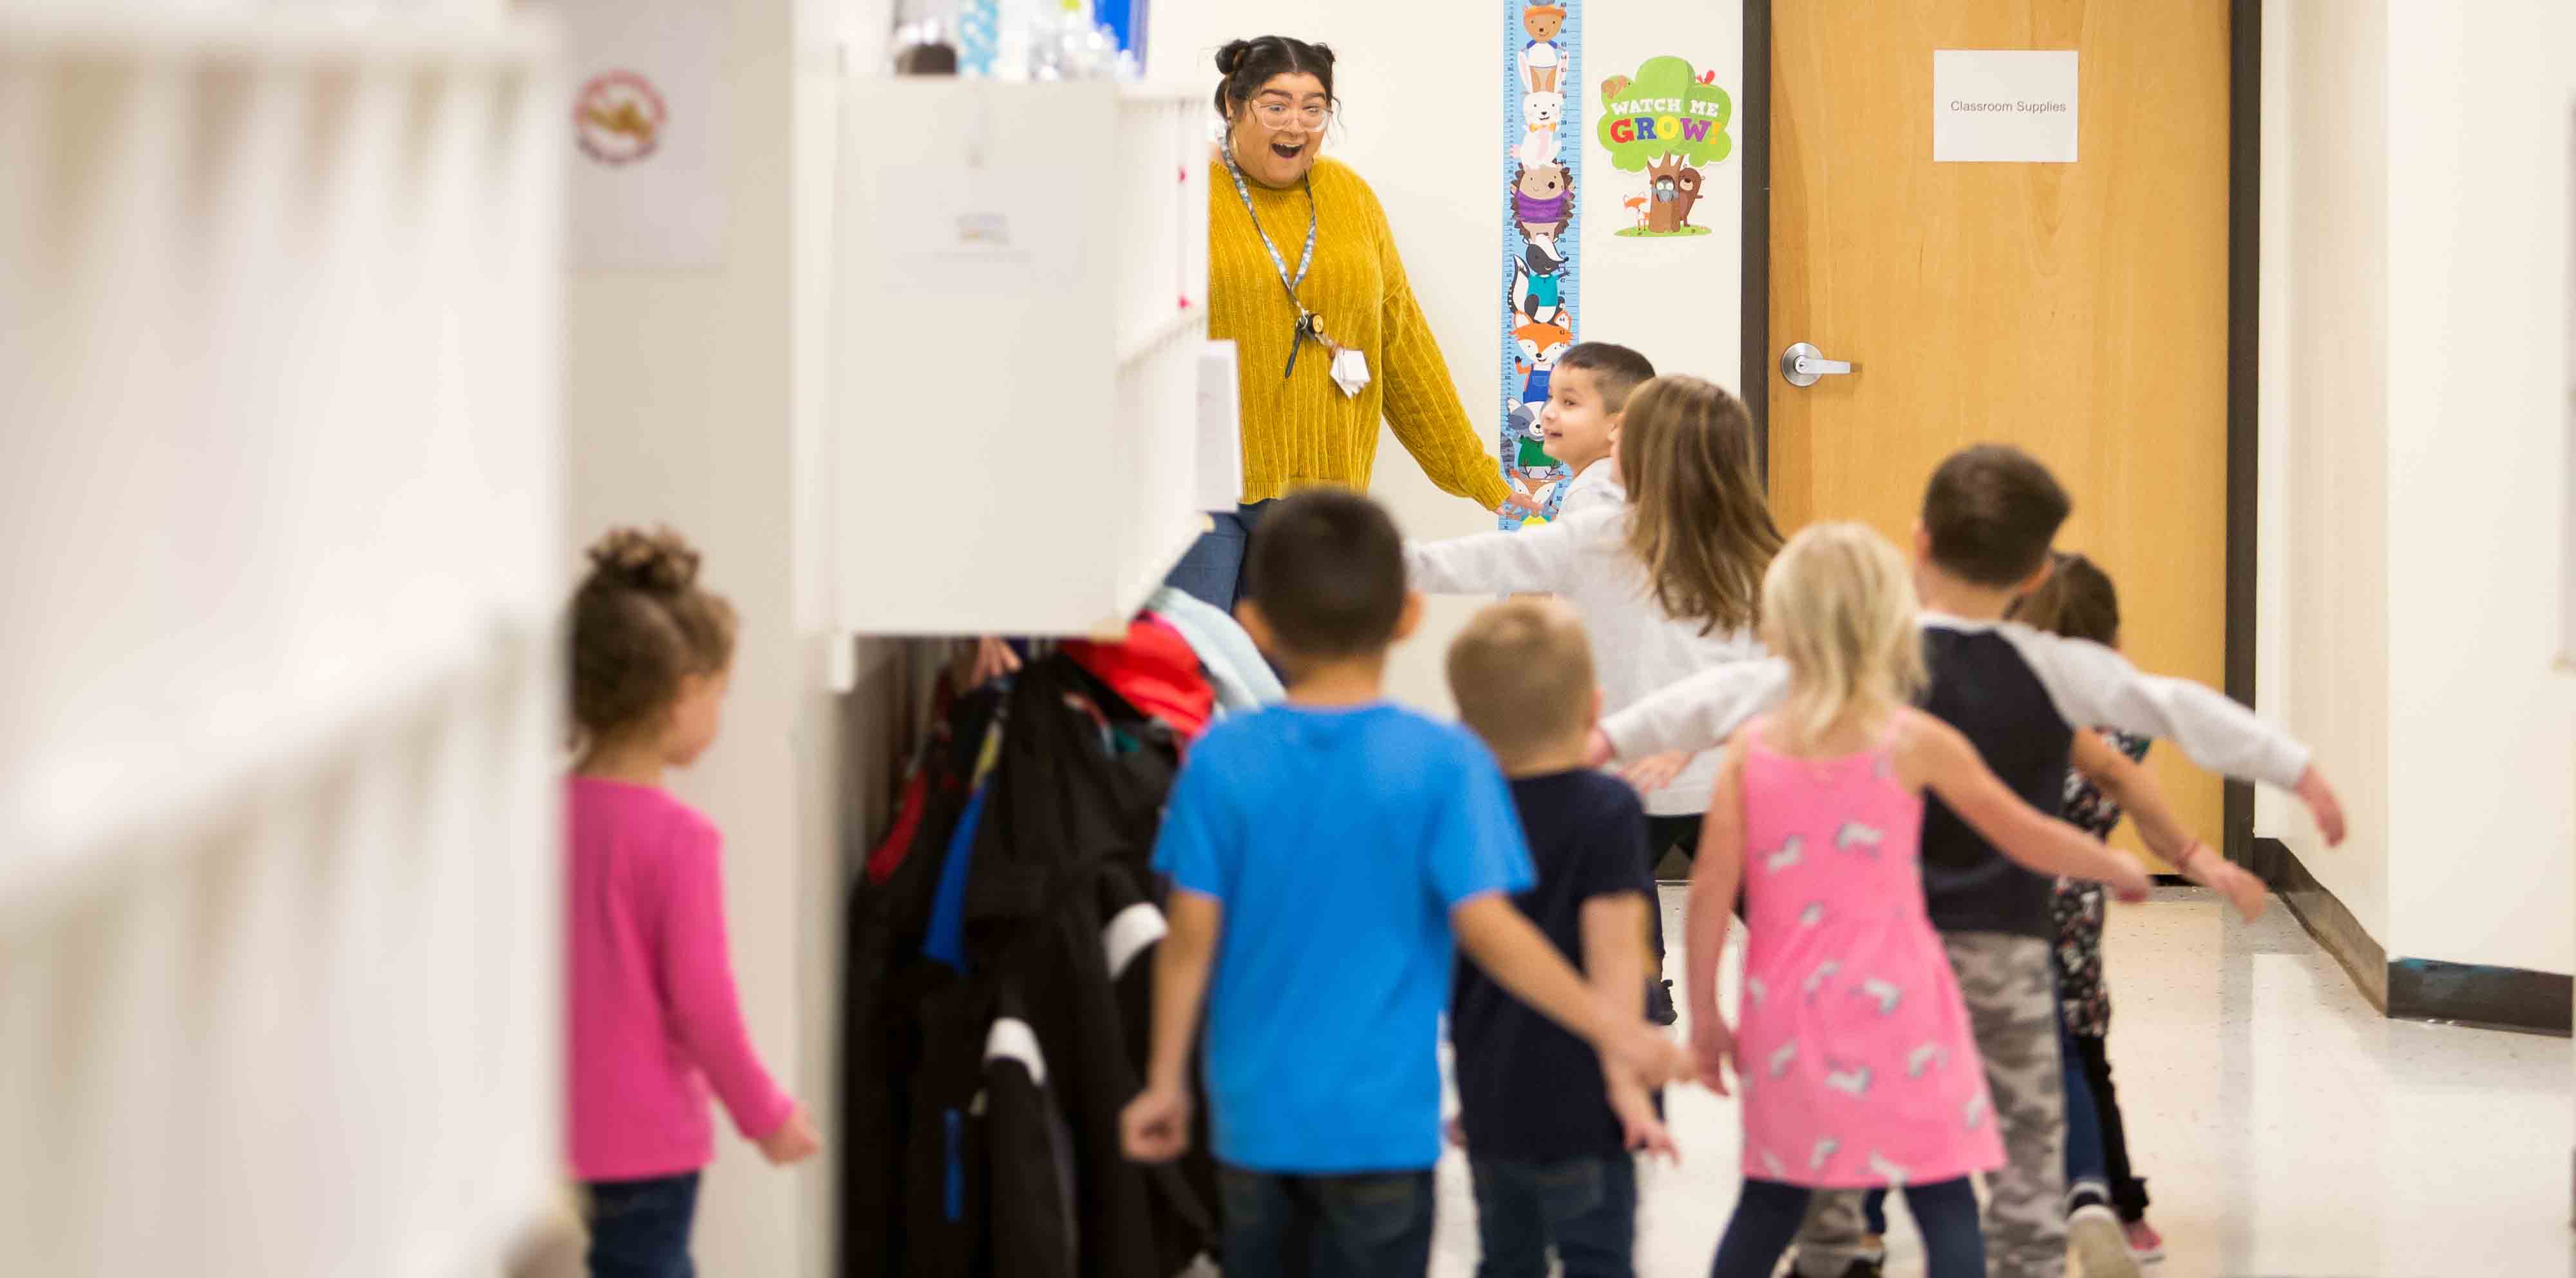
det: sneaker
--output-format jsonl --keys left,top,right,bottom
{"left": 1647, "top": 977, "right": 1678, "bottom": 1026}
{"left": 2123, "top": 1218, "right": 2166, "bottom": 1264}
{"left": 2069, "top": 1203, "right": 2143, "bottom": 1278}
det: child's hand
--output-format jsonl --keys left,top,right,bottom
{"left": 1692, "top": 1013, "right": 1738, "bottom": 1096}
{"left": 1620, "top": 751, "right": 1693, "bottom": 797}
{"left": 757, "top": 1106, "right": 821, "bottom": 1167}
{"left": 1607, "top": 1021, "right": 1694, "bottom": 1091}
{"left": 2179, "top": 843, "right": 2268, "bottom": 923}
{"left": 1501, "top": 489, "right": 1545, "bottom": 516}
{"left": 968, "top": 636, "right": 1021, "bottom": 688}
{"left": 1605, "top": 1072, "right": 1680, "bottom": 1164}
{"left": 2101, "top": 856, "right": 2153, "bottom": 905}
{"left": 1120, "top": 1083, "right": 1193, "bottom": 1164}
{"left": 2295, "top": 765, "right": 2347, "bottom": 847}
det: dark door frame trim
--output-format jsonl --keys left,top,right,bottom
{"left": 1738, "top": 0, "right": 2264, "bottom": 867}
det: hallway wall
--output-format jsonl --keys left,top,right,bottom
{"left": 2257, "top": 0, "right": 2576, "bottom": 977}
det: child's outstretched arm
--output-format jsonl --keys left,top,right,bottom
{"left": 2008, "top": 626, "right": 2347, "bottom": 845}
{"left": 2070, "top": 731, "right": 2266, "bottom": 922}
{"left": 1455, "top": 896, "right": 1695, "bottom": 1090}
{"left": 1121, "top": 888, "right": 1220, "bottom": 1164}
{"left": 1578, "top": 892, "right": 1679, "bottom": 1161}
{"left": 1588, "top": 659, "right": 1791, "bottom": 768}
{"left": 1404, "top": 517, "right": 1590, "bottom": 598}
{"left": 1685, "top": 739, "right": 1748, "bottom": 1095}
{"left": 1899, "top": 711, "right": 2154, "bottom": 901}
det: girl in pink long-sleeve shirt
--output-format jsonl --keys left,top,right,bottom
{"left": 566, "top": 527, "right": 819, "bottom": 1278}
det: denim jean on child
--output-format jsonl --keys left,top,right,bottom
{"left": 583, "top": 1171, "right": 701, "bottom": 1278}
{"left": 1161, "top": 502, "right": 1276, "bottom": 616}
{"left": 1468, "top": 1155, "right": 1638, "bottom": 1278}
{"left": 1218, "top": 1166, "right": 1436, "bottom": 1278}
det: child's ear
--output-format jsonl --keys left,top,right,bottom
{"left": 2012, "top": 556, "right": 2058, "bottom": 599}
{"left": 1392, "top": 591, "right": 1426, "bottom": 643}
{"left": 1235, "top": 600, "right": 1280, "bottom": 657}
{"left": 1911, "top": 521, "right": 1933, "bottom": 563}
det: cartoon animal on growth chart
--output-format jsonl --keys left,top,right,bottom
{"left": 1512, "top": 162, "right": 1573, "bottom": 271}
{"left": 1513, "top": 248, "right": 1566, "bottom": 325}
{"left": 1519, "top": 90, "right": 1566, "bottom": 165}
{"left": 1520, "top": 4, "right": 1566, "bottom": 93}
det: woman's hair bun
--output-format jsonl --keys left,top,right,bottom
{"left": 1215, "top": 39, "right": 1253, "bottom": 75}
{"left": 585, "top": 525, "right": 701, "bottom": 594}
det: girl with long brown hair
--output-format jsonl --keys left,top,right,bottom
{"left": 1406, "top": 368, "right": 1784, "bottom": 1020}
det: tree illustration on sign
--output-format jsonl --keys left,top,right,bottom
{"left": 1596, "top": 56, "right": 1731, "bottom": 237}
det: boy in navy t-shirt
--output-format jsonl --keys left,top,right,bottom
{"left": 1120, "top": 490, "right": 1691, "bottom": 1278}
{"left": 1446, "top": 597, "right": 1674, "bottom": 1278}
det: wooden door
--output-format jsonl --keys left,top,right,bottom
{"left": 1768, "top": 3, "right": 2232, "bottom": 854}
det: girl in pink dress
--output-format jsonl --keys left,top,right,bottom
{"left": 1683, "top": 524, "right": 2155, "bottom": 1278}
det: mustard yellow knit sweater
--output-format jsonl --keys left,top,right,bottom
{"left": 1209, "top": 157, "right": 1512, "bottom": 511}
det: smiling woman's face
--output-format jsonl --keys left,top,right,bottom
{"left": 1227, "top": 72, "right": 1330, "bottom": 188}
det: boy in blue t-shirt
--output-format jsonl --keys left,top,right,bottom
{"left": 1120, "top": 489, "right": 1692, "bottom": 1278}
{"left": 1445, "top": 597, "right": 1676, "bottom": 1278}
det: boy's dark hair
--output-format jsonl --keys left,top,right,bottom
{"left": 1212, "top": 36, "right": 1338, "bottom": 120}
{"left": 2012, "top": 551, "right": 2121, "bottom": 646}
{"left": 1553, "top": 342, "right": 1658, "bottom": 413}
{"left": 569, "top": 526, "right": 737, "bottom": 744}
{"left": 1243, "top": 488, "right": 1407, "bottom": 661}
{"left": 1921, "top": 444, "right": 2072, "bottom": 587}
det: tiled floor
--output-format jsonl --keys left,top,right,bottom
{"left": 1430, "top": 887, "right": 2575, "bottom": 1277}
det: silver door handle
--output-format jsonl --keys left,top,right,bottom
{"left": 1781, "top": 341, "right": 1854, "bottom": 387}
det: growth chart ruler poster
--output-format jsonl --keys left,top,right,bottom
{"left": 1498, "top": 0, "right": 1581, "bottom": 531}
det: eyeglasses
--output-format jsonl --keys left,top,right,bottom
{"left": 1253, "top": 102, "right": 1331, "bottom": 129}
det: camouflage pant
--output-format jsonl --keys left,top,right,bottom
{"left": 1792, "top": 933, "right": 2065, "bottom": 1278}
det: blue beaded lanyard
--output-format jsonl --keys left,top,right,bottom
{"left": 1219, "top": 138, "right": 1324, "bottom": 379}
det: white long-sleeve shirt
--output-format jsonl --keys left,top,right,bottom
{"left": 1406, "top": 500, "right": 1763, "bottom": 816}
{"left": 1599, "top": 612, "right": 2313, "bottom": 791}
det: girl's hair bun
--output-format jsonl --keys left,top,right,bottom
{"left": 585, "top": 525, "right": 701, "bottom": 595}
{"left": 1215, "top": 39, "right": 1253, "bottom": 75}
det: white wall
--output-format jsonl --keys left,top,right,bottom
{"left": 2380, "top": 0, "right": 2575, "bottom": 973}
{"left": 2259, "top": 0, "right": 2576, "bottom": 975}
{"left": 2256, "top": 0, "right": 2395, "bottom": 944}
{"left": 1148, "top": 0, "right": 1743, "bottom": 712}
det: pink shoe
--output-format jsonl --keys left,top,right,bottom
{"left": 2124, "top": 1219, "right": 2166, "bottom": 1263}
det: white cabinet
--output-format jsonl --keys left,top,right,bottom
{"left": 833, "top": 80, "right": 1213, "bottom": 636}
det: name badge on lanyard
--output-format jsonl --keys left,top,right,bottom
{"left": 1222, "top": 140, "right": 1370, "bottom": 399}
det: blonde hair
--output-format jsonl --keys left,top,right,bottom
{"left": 1446, "top": 597, "right": 1596, "bottom": 766}
{"left": 1616, "top": 375, "right": 1785, "bottom": 637}
{"left": 1759, "top": 523, "right": 1926, "bottom": 743}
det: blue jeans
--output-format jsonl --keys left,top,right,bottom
{"left": 1217, "top": 1165, "right": 1435, "bottom": 1278}
{"left": 2059, "top": 993, "right": 2110, "bottom": 1201}
{"left": 583, "top": 1172, "right": 699, "bottom": 1278}
{"left": 1469, "top": 1155, "right": 1637, "bottom": 1278}
{"left": 1162, "top": 502, "right": 1276, "bottom": 615}
{"left": 1715, "top": 1178, "right": 1982, "bottom": 1278}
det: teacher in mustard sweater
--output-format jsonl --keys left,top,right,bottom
{"left": 1165, "top": 35, "right": 1532, "bottom": 613}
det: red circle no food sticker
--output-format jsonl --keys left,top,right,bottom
{"left": 574, "top": 70, "right": 667, "bottom": 165}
